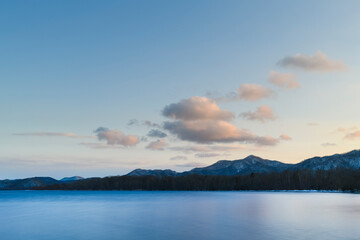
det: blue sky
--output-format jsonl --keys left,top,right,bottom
{"left": 1, "top": 0, "right": 360, "bottom": 179}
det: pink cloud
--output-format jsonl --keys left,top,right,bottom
{"left": 268, "top": 71, "right": 300, "bottom": 89}
{"left": 237, "top": 84, "right": 275, "bottom": 101}
{"left": 279, "top": 134, "right": 292, "bottom": 141}
{"left": 344, "top": 131, "right": 360, "bottom": 140}
{"left": 164, "top": 120, "right": 279, "bottom": 146}
{"left": 95, "top": 127, "right": 139, "bottom": 146}
{"left": 240, "top": 105, "right": 276, "bottom": 123}
{"left": 278, "top": 51, "right": 347, "bottom": 72}
{"left": 162, "top": 96, "right": 234, "bottom": 121}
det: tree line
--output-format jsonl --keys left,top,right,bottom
{"left": 36, "top": 168, "right": 360, "bottom": 192}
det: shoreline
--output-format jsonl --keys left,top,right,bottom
{"left": 0, "top": 189, "right": 358, "bottom": 194}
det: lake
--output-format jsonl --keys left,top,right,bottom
{"left": 0, "top": 191, "right": 359, "bottom": 240}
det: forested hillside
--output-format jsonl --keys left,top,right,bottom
{"left": 38, "top": 168, "right": 360, "bottom": 192}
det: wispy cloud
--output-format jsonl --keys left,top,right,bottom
{"left": 195, "top": 153, "right": 221, "bottom": 158}
{"left": 127, "top": 119, "right": 138, "bottom": 126}
{"left": 334, "top": 126, "right": 357, "bottom": 133}
{"left": 322, "top": 142, "right": 337, "bottom": 147}
{"left": 279, "top": 134, "right": 292, "bottom": 141}
{"left": 332, "top": 126, "right": 358, "bottom": 138}
{"left": 94, "top": 127, "right": 139, "bottom": 146}
{"left": 143, "top": 120, "right": 160, "bottom": 128}
{"left": 170, "top": 156, "right": 188, "bottom": 161}
{"left": 80, "top": 142, "right": 126, "bottom": 149}
{"left": 268, "top": 71, "right": 300, "bottom": 89}
{"left": 176, "top": 162, "right": 207, "bottom": 168}
{"left": 237, "top": 84, "right": 275, "bottom": 101}
{"left": 344, "top": 130, "right": 360, "bottom": 140}
{"left": 146, "top": 139, "right": 167, "bottom": 151}
{"left": 147, "top": 129, "right": 167, "bottom": 138}
{"left": 208, "top": 84, "right": 275, "bottom": 102}
{"left": 240, "top": 105, "right": 276, "bottom": 123}
{"left": 127, "top": 119, "right": 160, "bottom": 128}
{"left": 278, "top": 51, "right": 347, "bottom": 72}
{"left": 14, "top": 132, "right": 95, "bottom": 139}
{"left": 169, "top": 144, "right": 246, "bottom": 153}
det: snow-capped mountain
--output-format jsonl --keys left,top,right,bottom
{"left": 60, "top": 176, "right": 85, "bottom": 182}
{"left": 127, "top": 169, "right": 177, "bottom": 177}
{"left": 126, "top": 150, "right": 360, "bottom": 176}
{"left": 292, "top": 150, "right": 360, "bottom": 171}
{"left": 184, "top": 155, "right": 290, "bottom": 176}
{"left": 2, "top": 150, "right": 360, "bottom": 189}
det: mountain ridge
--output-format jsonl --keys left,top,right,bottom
{"left": 0, "top": 176, "right": 84, "bottom": 190}
{"left": 127, "top": 149, "right": 360, "bottom": 176}
{"left": 2, "top": 149, "right": 360, "bottom": 190}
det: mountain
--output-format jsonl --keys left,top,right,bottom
{"left": 0, "top": 176, "right": 86, "bottom": 190}
{"left": 127, "top": 155, "right": 291, "bottom": 177}
{"left": 184, "top": 155, "right": 290, "bottom": 176}
{"left": 292, "top": 150, "right": 360, "bottom": 171}
{"left": 125, "top": 150, "right": 360, "bottom": 177}
{"left": 2, "top": 150, "right": 360, "bottom": 190}
{"left": 0, "top": 177, "right": 59, "bottom": 190}
{"left": 60, "top": 176, "right": 84, "bottom": 182}
{"left": 127, "top": 169, "right": 177, "bottom": 177}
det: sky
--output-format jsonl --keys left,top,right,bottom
{"left": 1, "top": 0, "right": 360, "bottom": 179}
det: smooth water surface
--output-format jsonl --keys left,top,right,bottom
{"left": 0, "top": 191, "right": 359, "bottom": 240}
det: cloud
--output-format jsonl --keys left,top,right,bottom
{"left": 127, "top": 119, "right": 138, "bottom": 126}
{"left": 268, "top": 71, "right": 300, "bottom": 89}
{"left": 335, "top": 126, "right": 357, "bottom": 133}
{"left": 143, "top": 120, "right": 160, "bottom": 128}
{"left": 162, "top": 96, "right": 234, "bottom": 121}
{"left": 164, "top": 120, "right": 245, "bottom": 143}
{"left": 176, "top": 162, "right": 207, "bottom": 168}
{"left": 240, "top": 105, "right": 276, "bottom": 123}
{"left": 14, "top": 132, "right": 94, "bottom": 139}
{"left": 237, "top": 84, "right": 275, "bottom": 101}
{"left": 164, "top": 120, "right": 280, "bottom": 146}
{"left": 332, "top": 126, "right": 358, "bottom": 134}
{"left": 208, "top": 145, "right": 247, "bottom": 151}
{"left": 80, "top": 142, "right": 126, "bottom": 149}
{"left": 170, "top": 156, "right": 188, "bottom": 161}
{"left": 207, "top": 91, "right": 238, "bottom": 102}
{"left": 127, "top": 119, "right": 160, "bottom": 128}
{"left": 94, "top": 127, "right": 139, "bottom": 146}
{"left": 195, "top": 153, "right": 221, "bottom": 158}
{"left": 279, "top": 134, "right": 292, "bottom": 141}
{"left": 147, "top": 129, "right": 167, "bottom": 138}
{"left": 344, "top": 131, "right": 360, "bottom": 140}
{"left": 140, "top": 136, "right": 149, "bottom": 142}
{"left": 337, "top": 127, "right": 347, "bottom": 132}
{"left": 208, "top": 84, "right": 275, "bottom": 102}
{"left": 277, "top": 51, "right": 347, "bottom": 72}
{"left": 307, "top": 122, "right": 318, "bottom": 126}
{"left": 162, "top": 95, "right": 285, "bottom": 147}
{"left": 255, "top": 135, "right": 281, "bottom": 146}
{"left": 146, "top": 139, "right": 167, "bottom": 150}
{"left": 321, "top": 142, "right": 337, "bottom": 147}
{"left": 169, "top": 144, "right": 246, "bottom": 153}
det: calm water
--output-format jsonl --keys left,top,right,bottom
{"left": 0, "top": 191, "right": 360, "bottom": 240}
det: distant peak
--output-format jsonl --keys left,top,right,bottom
{"left": 346, "top": 149, "right": 360, "bottom": 154}
{"left": 244, "top": 155, "right": 262, "bottom": 160}
{"left": 60, "top": 176, "right": 84, "bottom": 182}
{"left": 214, "top": 160, "right": 231, "bottom": 164}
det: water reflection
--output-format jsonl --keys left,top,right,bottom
{"left": 0, "top": 191, "right": 359, "bottom": 240}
